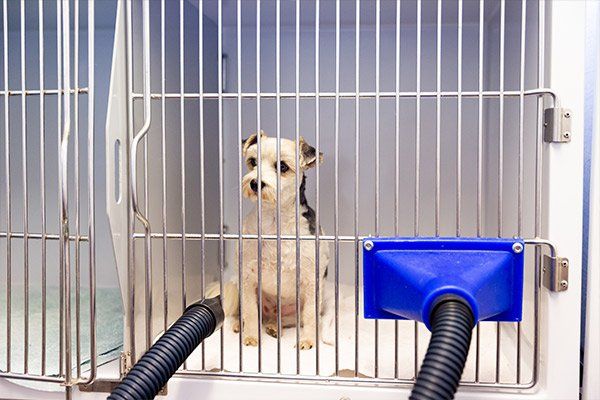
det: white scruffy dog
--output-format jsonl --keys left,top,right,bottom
{"left": 211, "top": 131, "right": 330, "bottom": 350}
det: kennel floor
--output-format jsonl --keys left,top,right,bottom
{"left": 185, "top": 281, "right": 532, "bottom": 383}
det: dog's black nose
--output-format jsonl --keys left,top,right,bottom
{"left": 250, "top": 179, "right": 265, "bottom": 192}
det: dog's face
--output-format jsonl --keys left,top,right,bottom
{"left": 242, "top": 131, "right": 323, "bottom": 206}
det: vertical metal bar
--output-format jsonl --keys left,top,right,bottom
{"left": 414, "top": 0, "right": 421, "bottom": 239}
{"left": 435, "top": 0, "right": 441, "bottom": 237}
{"left": 142, "top": 0, "right": 152, "bottom": 354}
{"left": 142, "top": 0, "right": 150, "bottom": 355}
{"left": 517, "top": 0, "right": 526, "bottom": 384}
{"left": 2, "top": 0, "right": 11, "bottom": 373}
{"left": 414, "top": 0, "right": 422, "bottom": 378}
{"left": 374, "top": 0, "right": 380, "bottom": 378}
{"left": 333, "top": 0, "right": 340, "bottom": 377}
{"left": 217, "top": 0, "right": 225, "bottom": 372}
{"left": 198, "top": 0, "right": 207, "bottom": 370}
{"left": 475, "top": 0, "right": 484, "bottom": 382}
{"left": 533, "top": 0, "right": 545, "bottom": 385}
{"left": 496, "top": 0, "right": 506, "bottom": 383}
{"left": 314, "top": 0, "right": 321, "bottom": 374}
{"left": 86, "top": 0, "right": 97, "bottom": 383}
{"left": 179, "top": 0, "right": 187, "bottom": 369}
{"left": 56, "top": 0, "right": 63, "bottom": 375}
{"left": 256, "top": 0, "right": 263, "bottom": 372}
{"left": 498, "top": 0, "right": 506, "bottom": 237}
{"left": 74, "top": 0, "right": 82, "bottom": 377}
{"left": 456, "top": 0, "right": 463, "bottom": 237}
{"left": 236, "top": 0, "right": 243, "bottom": 372}
{"left": 394, "top": 0, "right": 401, "bottom": 380}
{"left": 275, "top": 0, "right": 282, "bottom": 375}
{"left": 125, "top": 0, "right": 136, "bottom": 364}
{"left": 129, "top": 0, "right": 153, "bottom": 358}
{"left": 477, "top": 0, "right": 484, "bottom": 240}
{"left": 61, "top": 0, "right": 72, "bottom": 386}
{"left": 20, "top": 0, "right": 30, "bottom": 374}
{"left": 294, "top": 0, "right": 301, "bottom": 374}
{"left": 353, "top": 0, "right": 360, "bottom": 378}
{"left": 161, "top": 0, "right": 168, "bottom": 336}
{"left": 38, "top": 0, "right": 47, "bottom": 376}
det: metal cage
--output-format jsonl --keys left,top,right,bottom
{"left": 0, "top": 0, "right": 586, "bottom": 398}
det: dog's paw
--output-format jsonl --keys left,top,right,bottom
{"left": 298, "top": 338, "right": 314, "bottom": 350}
{"left": 243, "top": 336, "right": 258, "bottom": 346}
{"left": 232, "top": 320, "right": 240, "bottom": 333}
{"left": 265, "top": 324, "right": 278, "bottom": 338}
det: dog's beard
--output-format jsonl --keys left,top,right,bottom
{"left": 242, "top": 181, "right": 278, "bottom": 205}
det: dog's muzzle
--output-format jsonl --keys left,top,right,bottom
{"left": 250, "top": 179, "right": 266, "bottom": 193}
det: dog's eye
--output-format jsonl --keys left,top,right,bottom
{"left": 248, "top": 157, "right": 256, "bottom": 168}
{"left": 278, "top": 161, "right": 289, "bottom": 173}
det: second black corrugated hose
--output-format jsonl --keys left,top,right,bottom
{"left": 410, "top": 299, "right": 475, "bottom": 400}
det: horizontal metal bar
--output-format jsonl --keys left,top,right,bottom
{"left": 523, "top": 237, "right": 557, "bottom": 258}
{"left": 132, "top": 232, "right": 557, "bottom": 247}
{"left": 131, "top": 88, "right": 557, "bottom": 101}
{"left": 133, "top": 232, "right": 368, "bottom": 242}
{"left": 0, "top": 372, "right": 65, "bottom": 383}
{"left": 0, "top": 88, "right": 89, "bottom": 96}
{"left": 0, "top": 232, "right": 89, "bottom": 241}
{"left": 174, "top": 369, "right": 535, "bottom": 390}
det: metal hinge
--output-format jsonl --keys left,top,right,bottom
{"left": 544, "top": 108, "right": 572, "bottom": 143}
{"left": 120, "top": 350, "right": 132, "bottom": 378}
{"left": 543, "top": 255, "right": 569, "bottom": 292}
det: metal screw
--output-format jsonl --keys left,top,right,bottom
{"left": 512, "top": 242, "right": 524, "bottom": 254}
{"left": 561, "top": 259, "right": 568, "bottom": 268}
{"left": 364, "top": 240, "right": 374, "bottom": 251}
{"left": 563, "top": 131, "right": 571, "bottom": 139}
{"left": 560, "top": 280, "right": 568, "bottom": 289}
{"left": 564, "top": 112, "right": 571, "bottom": 118}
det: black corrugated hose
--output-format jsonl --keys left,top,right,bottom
{"left": 409, "top": 298, "right": 476, "bottom": 400}
{"left": 108, "top": 297, "right": 224, "bottom": 400}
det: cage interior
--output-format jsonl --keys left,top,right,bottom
{"left": 115, "top": 0, "right": 547, "bottom": 387}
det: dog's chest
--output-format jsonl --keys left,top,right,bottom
{"left": 242, "top": 209, "right": 325, "bottom": 273}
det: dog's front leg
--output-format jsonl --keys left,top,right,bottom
{"left": 299, "top": 281, "right": 317, "bottom": 350}
{"left": 242, "top": 271, "right": 259, "bottom": 346}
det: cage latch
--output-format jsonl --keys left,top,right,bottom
{"left": 543, "top": 255, "right": 569, "bottom": 292}
{"left": 544, "top": 108, "right": 572, "bottom": 143}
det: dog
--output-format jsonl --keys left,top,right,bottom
{"left": 209, "top": 131, "right": 330, "bottom": 350}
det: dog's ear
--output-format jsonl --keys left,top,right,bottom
{"left": 299, "top": 136, "right": 324, "bottom": 169}
{"left": 242, "top": 130, "right": 267, "bottom": 156}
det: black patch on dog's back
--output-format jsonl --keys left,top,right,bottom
{"left": 299, "top": 174, "right": 316, "bottom": 235}
{"left": 299, "top": 174, "right": 327, "bottom": 277}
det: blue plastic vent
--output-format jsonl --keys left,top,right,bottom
{"left": 362, "top": 237, "right": 525, "bottom": 330}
